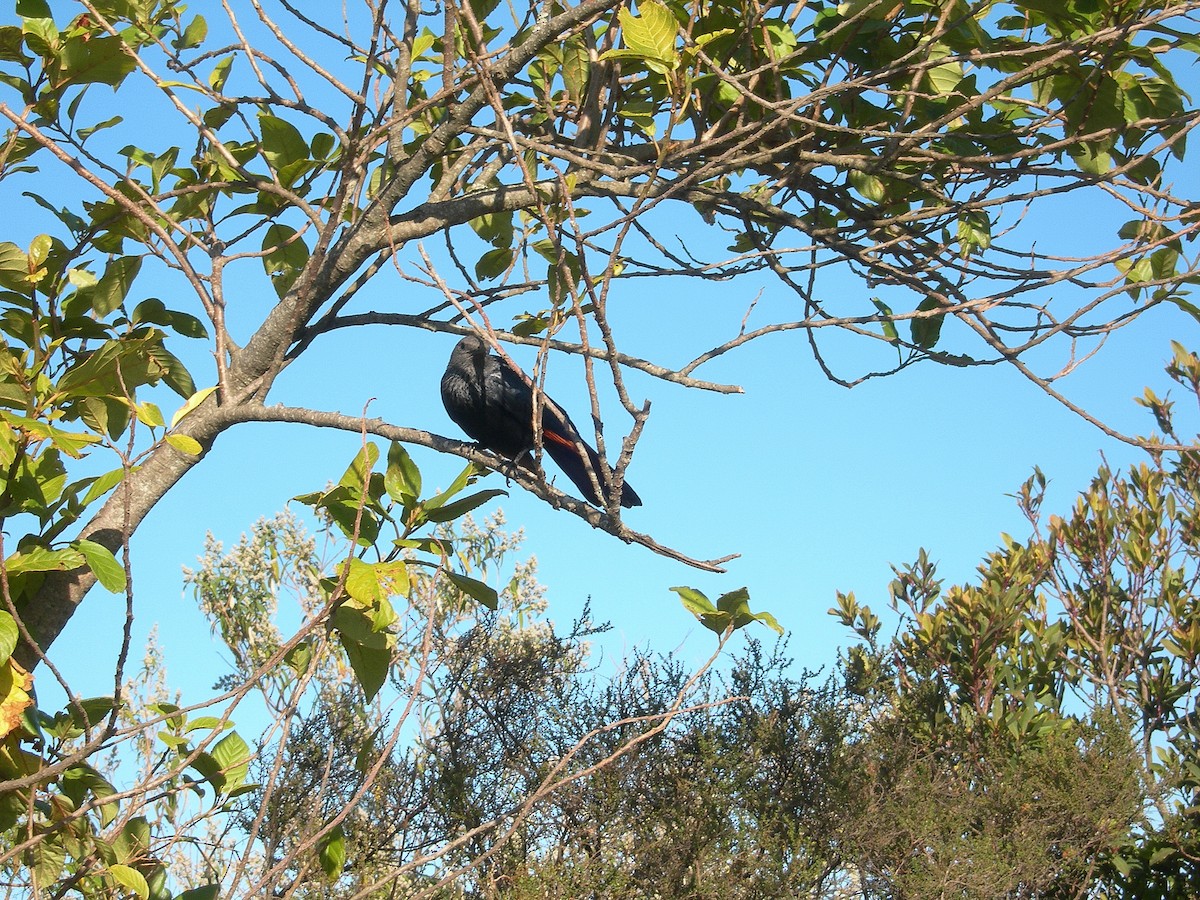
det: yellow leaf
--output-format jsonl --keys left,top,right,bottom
{"left": 166, "top": 434, "right": 203, "bottom": 456}
{"left": 170, "top": 385, "right": 217, "bottom": 428}
{"left": 0, "top": 658, "right": 33, "bottom": 740}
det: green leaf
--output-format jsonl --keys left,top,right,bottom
{"left": 56, "top": 338, "right": 143, "bottom": 398}
{"left": 210, "top": 731, "right": 251, "bottom": 795}
{"left": 384, "top": 441, "right": 421, "bottom": 504}
{"left": 187, "top": 749, "right": 225, "bottom": 791}
{"left": 1150, "top": 247, "right": 1180, "bottom": 281}
{"left": 108, "top": 865, "right": 149, "bottom": 900}
{"left": 15, "top": 0, "right": 53, "bottom": 19}
{"left": 297, "top": 483, "right": 380, "bottom": 546}
{"left": 208, "top": 55, "right": 233, "bottom": 92}
{"left": 0, "top": 25, "right": 30, "bottom": 63}
{"left": 1149, "top": 846, "right": 1177, "bottom": 866}
{"left": 425, "top": 461, "right": 487, "bottom": 510}
{"left": 0, "top": 611, "right": 17, "bottom": 664}
{"left": 338, "top": 632, "right": 391, "bottom": 701}
{"left": 157, "top": 731, "right": 189, "bottom": 749}
{"left": 147, "top": 341, "right": 197, "bottom": 399}
{"left": 113, "top": 815, "right": 150, "bottom": 864}
{"left": 445, "top": 571, "right": 499, "bottom": 609}
{"left": 53, "top": 36, "right": 136, "bottom": 88}
{"left": 475, "top": 246, "right": 514, "bottom": 281}
{"left": 1167, "top": 294, "right": 1200, "bottom": 326}
{"left": 29, "top": 835, "right": 65, "bottom": 887}
{"left": 423, "top": 488, "right": 506, "bottom": 523}
{"left": 1067, "top": 73, "right": 1125, "bottom": 137}
{"left": 310, "top": 132, "right": 335, "bottom": 159}
{"left": 259, "top": 114, "right": 309, "bottom": 172}
{"left": 262, "top": 223, "right": 310, "bottom": 298}
{"left": 183, "top": 716, "right": 227, "bottom": 733}
{"left": 925, "top": 59, "right": 963, "bottom": 95}
{"left": 716, "top": 586, "right": 784, "bottom": 635}
{"left": 612, "top": 0, "right": 678, "bottom": 72}
{"left": 393, "top": 536, "right": 453, "bottom": 555}
{"left": 956, "top": 210, "right": 991, "bottom": 257}
{"left": 59, "top": 762, "right": 117, "bottom": 823}
{"left": 318, "top": 824, "right": 347, "bottom": 878}
{"left": 615, "top": 99, "right": 657, "bottom": 137}
{"left": 848, "top": 170, "right": 886, "bottom": 203}
{"left": 910, "top": 298, "right": 945, "bottom": 349}
{"left": 73, "top": 538, "right": 126, "bottom": 593}
{"left": 562, "top": 34, "right": 590, "bottom": 98}
{"left": 1, "top": 412, "right": 101, "bottom": 458}
{"left": 1068, "top": 139, "right": 1114, "bottom": 175}
{"left": 5, "top": 545, "right": 85, "bottom": 576}
{"left": 341, "top": 443, "right": 381, "bottom": 491}
{"left": 284, "top": 641, "right": 314, "bottom": 676}
{"left": 20, "top": 13, "right": 57, "bottom": 60}
{"left": 176, "top": 15, "right": 208, "bottom": 50}
{"left": 85, "top": 256, "right": 141, "bottom": 316}
{"left": 673, "top": 585, "right": 781, "bottom": 635}
{"left": 345, "top": 558, "right": 409, "bottom": 610}
{"left": 672, "top": 585, "right": 716, "bottom": 617}
{"left": 469, "top": 210, "right": 514, "bottom": 247}
{"left": 331, "top": 603, "right": 392, "bottom": 648}
{"left": 132, "top": 298, "right": 208, "bottom": 339}
{"left": 0, "top": 242, "right": 28, "bottom": 290}
{"left": 67, "top": 696, "right": 116, "bottom": 731}
{"left": 135, "top": 401, "right": 164, "bottom": 428}
{"left": 176, "top": 886, "right": 219, "bottom": 900}
{"left": 78, "top": 115, "right": 123, "bottom": 142}
{"left": 870, "top": 297, "right": 899, "bottom": 342}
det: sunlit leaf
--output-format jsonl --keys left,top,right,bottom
{"left": 0, "top": 611, "right": 17, "bottom": 664}
{"left": 384, "top": 441, "right": 421, "bottom": 504}
{"left": 74, "top": 538, "right": 126, "bottom": 593}
{"left": 0, "top": 657, "right": 33, "bottom": 739}
{"left": 611, "top": 0, "right": 678, "bottom": 72}
{"left": 318, "top": 824, "right": 347, "bottom": 878}
{"left": 166, "top": 434, "right": 203, "bottom": 456}
{"left": 176, "top": 15, "right": 208, "bottom": 50}
{"left": 211, "top": 731, "right": 251, "bottom": 795}
{"left": 170, "top": 386, "right": 217, "bottom": 428}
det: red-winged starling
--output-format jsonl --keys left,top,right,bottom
{"left": 440, "top": 334, "right": 642, "bottom": 508}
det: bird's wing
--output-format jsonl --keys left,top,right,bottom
{"left": 489, "top": 349, "right": 640, "bottom": 507}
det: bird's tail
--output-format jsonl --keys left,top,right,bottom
{"left": 543, "top": 433, "right": 642, "bottom": 508}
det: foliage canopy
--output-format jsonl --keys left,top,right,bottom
{"left": 0, "top": 0, "right": 1196, "bottom": 658}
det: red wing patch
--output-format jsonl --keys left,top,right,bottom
{"left": 542, "top": 428, "right": 578, "bottom": 451}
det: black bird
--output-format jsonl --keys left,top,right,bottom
{"left": 440, "top": 334, "right": 642, "bottom": 508}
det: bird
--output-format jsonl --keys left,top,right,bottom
{"left": 440, "top": 334, "right": 642, "bottom": 508}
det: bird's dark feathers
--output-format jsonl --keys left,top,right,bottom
{"left": 441, "top": 334, "right": 642, "bottom": 508}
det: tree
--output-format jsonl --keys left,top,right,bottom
{"left": 0, "top": 0, "right": 1196, "bottom": 667}
{"left": 830, "top": 345, "right": 1200, "bottom": 898}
